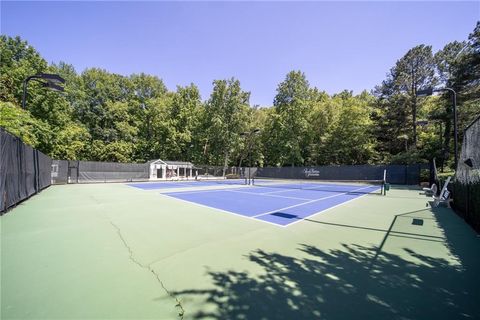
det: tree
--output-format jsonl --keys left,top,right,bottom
{"left": 318, "top": 91, "right": 375, "bottom": 165}
{"left": 0, "top": 101, "right": 51, "bottom": 148}
{"left": 130, "top": 73, "right": 167, "bottom": 140}
{"left": 371, "top": 92, "right": 411, "bottom": 158}
{"left": 261, "top": 108, "right": 283, "bottom": 166}
{"left": 203, "top": 78, "right": 250, "bottom": 167}
{"left": 0, "top": 36, "right": 48, "bottom": 104}
{"left": 76, "top": 68, "right": 134, "bottom": 141}
{"left": 2, "top": 30, "right": 478, "bottom": 168}
{"left": 389, "top": 45, "right": 436, "bottom": 148}
{"left": 432, "top": 22, "right": 480, "bottom": 168}
{"left": 452, "top": 22, "right": 480, "bottom": 99}
{"left": 433, "top": 42, "right": 468, "bottom": 167}
{"left": 450, "top": 22, "right": 480, "bottom": 128}
{"left": 269, "top": 71, "right": 311, "bottom": 166}
{"left": 167, "top": 84, "right": 202, "bottom": 161}
{"left": 49, "top": 123, "right": 91, "bottom": 160}
{"left": 236, "top": 105, "right": 267, "bottom": 168}
{"left": 304, "top": 88, "right": 336, "bottom": 165}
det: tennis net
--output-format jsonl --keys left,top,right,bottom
{"left": 251, "top": 176, "right": 386, "bottom": 195}
{"left": 194, "top": 177, "right": 248, "bottom": 186}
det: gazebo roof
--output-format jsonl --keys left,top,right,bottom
{"left": 147, "top": 159, "right": 194, "bottom": 166}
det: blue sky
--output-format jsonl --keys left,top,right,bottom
{"left": 1, "top": 1, "right": 478, "bottom": 106}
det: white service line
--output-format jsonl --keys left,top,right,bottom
{"left": 159, "top": 193, "right": 283, "bottom": 228}
{"left": 261, "top": 188, "right": 308, "bottom": 195}
{"left": 285, "top": 191, "right": 374, "bottom": 227}
{"left": 163, "top": 187, "right": 245, "bottom": 195}
{"left": 226, "top": 189, "right": 312, "bottom": 201}
{"left": 252, "top": 185, "right": 374, "bottom": 218}
{"left": 257, "top": 184, "right": 367, "bottom": 194}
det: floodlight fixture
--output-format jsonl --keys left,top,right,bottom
{"left": 416, "top": 88, "right": 434, "bottom": 97}
{"left": 22, "top": 73, "right": 66, "bottom": 109}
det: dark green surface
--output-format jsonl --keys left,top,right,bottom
{"left": 1, "top": 183, "right": 479, "bottom": 319}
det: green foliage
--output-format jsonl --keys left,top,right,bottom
{"left": 389, "top": 151, "right": 427, "bottom": 165}
{"left": 1, "top": 23, "right": 479, "bottom": 167}
{"left": 0, "top": 101, "right": 51, "bottom": 147}
{"left": 167, "top": 84, "right": 202, "bottom": 161}
{"left": 49, "top": 123, "right": 91, "bottom": 160}
{"left": 267, "top": 71, "right": 311, "bottom": 166}
{"left": 374, "top": 45, "right": 436, "bottom": 150}
{"left": 319, "top": 92, "right": 376, "bottom": 165}
{"left": 90, "top": 140, "right": 136, "bottom": 163}
{"left": 203, "top": 78, "right": 250, "bottom": 165}
{"left": 0, "top": 35, "right": 48, "bottom": 104}
{"left": 438, "top": 171, "right": 455, "bottom": 182}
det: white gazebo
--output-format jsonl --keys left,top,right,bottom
{"left": 148, "top": 160, "right": 195, "bottom": 180}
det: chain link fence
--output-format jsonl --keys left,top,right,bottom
{"left": 52, "top": 160, "right": 149, "bottom": 184}
{"left": 255, "top": 164, "right": 426, "bottom": 185}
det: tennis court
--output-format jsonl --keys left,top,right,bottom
{"left": 2, "top": 181, "right": 480, "bottom": 320}
{"left": 158, "top": 182, "right": 381, "bottom": 226}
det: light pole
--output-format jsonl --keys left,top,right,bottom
{"left": 240, "top": 128, "right": 261, "bottom": 184}
{"left": 416, "top": 87, "right": 458, "bottom": 170}
{"left": 22, "top": 73, "right": 65, "bottom": 109}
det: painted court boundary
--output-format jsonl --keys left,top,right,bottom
{"left": 158, "top": 192, "right": 284, "bottom": 228}
{"left": 251, "top": 185, "right": 373, "bottom": 218}
{"left": 161, "top": 185, "right": 377, "bottom": 227}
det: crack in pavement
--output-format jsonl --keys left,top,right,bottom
{"left": 109, "top": 221, "right": 185, "bottom": 319}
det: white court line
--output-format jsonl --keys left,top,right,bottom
{"left": 262, "top": 188, "right": 308, "bottom": 195}
{"left": 159, "top": 193, "right": 282, "bottom": 228}
{"left": 252, "top": 185, "right": 374, "bottom": 218}
{"left": 258, "top": 183, "right": 373, "bottom": 194}
{"left": 163, "top": 186, "right": 246, "bottom": 195}
{"left": 285, "top": 191, "right": 374, "bottom": 227}
{"left": 130, "top": 182, "right": 195, "bottom": 189}
{"left": 226, "top": 189, "right": 311, "bottom": 201}
{"left": 164, "top": 187, "right": 310, "bottom": 201}
{"left": 159, "top": 184, "right": 379, "bottom": 228}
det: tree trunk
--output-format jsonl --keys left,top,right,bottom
{"left": 238, "top": 156, "right": 244, "bottom": 168}
{"left": 202, "top": 139, "right": 209, "bottom": 163}
{"left": 222, "top": 150, "right": 229, "bottom": 177}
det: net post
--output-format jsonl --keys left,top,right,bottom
{"left": 383, "top": 169, "right": 387, "bottom": 195}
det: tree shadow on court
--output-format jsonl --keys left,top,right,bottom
{"left": 174, "top": 241, "right": 480, "bottom": 319}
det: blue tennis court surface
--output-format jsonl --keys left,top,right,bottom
{"left": 160, "top": 183, "right": 381, "bottom": 226}
{"left": 128, "top": 180, "right": 245, "bottom": 190}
